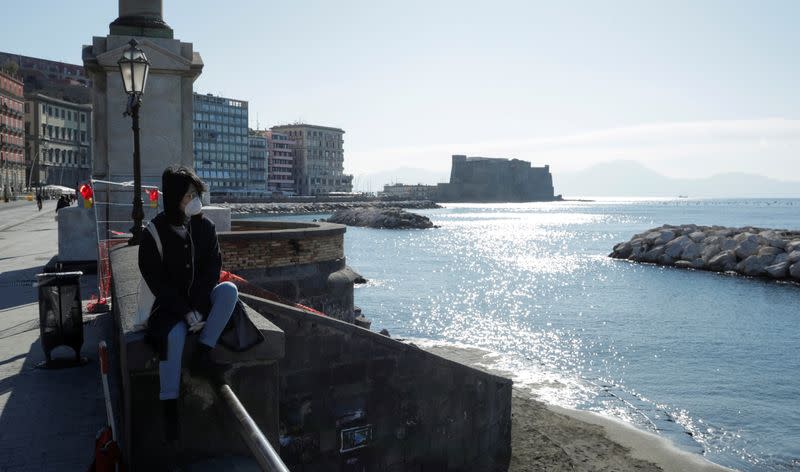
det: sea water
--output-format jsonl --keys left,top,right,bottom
{"left": 250, "top": 199, "right": 800, "bottom": 471}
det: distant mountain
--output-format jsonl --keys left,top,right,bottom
{"left": 352, "top": 167, "right": 449, "bottom": 193}
{"left": 555, "top": 161, "right": 800, "bottom": 198}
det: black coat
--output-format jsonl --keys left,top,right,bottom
{"left": 138, "top": 212, "right": 222, "bottom": 359}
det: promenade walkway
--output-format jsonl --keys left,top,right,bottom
{"left": 0, "top": 201, "right": 111, "bottom": 472}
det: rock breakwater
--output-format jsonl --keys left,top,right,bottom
{"left": 325, "top": 207, "right": 436, "bottom": 229}
{"left": 610, "top": 224, "right": 800, "bottom": 280}
{"left": 222, "top": 200, "right": 441, "bottom": 215}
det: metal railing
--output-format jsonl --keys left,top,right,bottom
{"left": 219, "top": 384, "right": 289, "bottom": 472}
{"left": 92, "top": 178, "right": 162, "bottom": 303}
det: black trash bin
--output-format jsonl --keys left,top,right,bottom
{"left": 37, "top": 271, "right": 85, "bottom": 366}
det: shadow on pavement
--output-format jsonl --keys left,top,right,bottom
{"left": 0, "top": 312, "right": 112, "bottom": 470}
{"left": 0, "top": 267, "right": 40, "bottom": 310}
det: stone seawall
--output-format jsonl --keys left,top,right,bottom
{"left": 222, "top": 200, "right": 441, "bottom": 215}
{"left": 241, "top": 294, "right": 512, "bottom": 471}
{"left": 219, "top": 220, "right": 357, "bottom": 322}
{"left": 610, "top": 224, "right": 800, "bottom": 280}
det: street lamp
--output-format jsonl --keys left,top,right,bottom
{"left": 118, "top": 39, "right": 150, "bottom": 245}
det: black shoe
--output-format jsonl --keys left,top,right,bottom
{"left": 162, "top": 399, "right": 180, "bottom": 442}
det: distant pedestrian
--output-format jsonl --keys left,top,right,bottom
{"left": 36, "top": 193, "right": 43, "bottom": 211}
{"left": 55, "top": 195, "right": 70, "bottom": 212}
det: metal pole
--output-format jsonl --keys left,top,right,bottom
{"left": 128, "top": 95, "right": 144, "bottom": 245}
{"left": 218, "top": 384, "right": 289, "bottom": 472}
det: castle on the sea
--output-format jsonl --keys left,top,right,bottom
{"left": 382, "top": 154, "right": 559, "bottom": 202}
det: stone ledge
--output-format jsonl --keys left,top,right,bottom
{"left": 109, "top": 245, "right": 284, "bottom": 373}
{"left": 220, "top": 220, "right": 345, "bottom": 241}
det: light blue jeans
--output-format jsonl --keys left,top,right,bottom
{"left": 159, "top": 282, "right": 238, "bottom": 400}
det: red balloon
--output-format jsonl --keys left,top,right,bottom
{"left": 80, "top": 184, "right": 93, "bottom": 199}
{"left": 149, "top": 189, "right": 159, "bottom": 202}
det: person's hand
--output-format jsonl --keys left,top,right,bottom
{"left": 185, "top": 310, "right": 205, "bottom": 333}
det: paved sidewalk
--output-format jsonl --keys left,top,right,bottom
{"left": 0, "top": 200, "right": 57, "bottom": 232}
{"left": 0, "top": 204, "right": 111, "bottom": 472}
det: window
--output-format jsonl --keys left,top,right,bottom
{"left": 81, "top": 113, "right": 85, "bottom": 123}
{"left": 60, "top": 109, "right": 65, "bottom": 119}
{"left": 67, "top": 111, "right": 72, "bottom": 121}
{"left": 81, "top": 131, "right": 86, "bottom": 142}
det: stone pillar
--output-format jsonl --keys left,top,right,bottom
{"left": 110, "top": 0, "right": 173, "bottom": 39}
{"left": 119, "top": 0, "right": 163, "bottom": 18}
{"left": 83, "top": 0, "right": 202, "bottom": 190}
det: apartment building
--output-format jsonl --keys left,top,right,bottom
{"left": 270, "top": 123, "right": 352, "bottom": 195}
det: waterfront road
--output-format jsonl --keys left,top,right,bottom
{"left": 0, "top": 201, "right": 110, "bottom": 472}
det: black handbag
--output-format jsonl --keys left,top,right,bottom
{"left": 219, "top": 299, "right": 265, "bottom": 352}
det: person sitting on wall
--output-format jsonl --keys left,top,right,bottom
{"left": 138, "top": 165, "right": 238, "bottom": 442}
{"left": 55, "top": 195, "right": 70, "bottom": 213}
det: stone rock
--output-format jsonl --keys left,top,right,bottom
{"left": 688, "top": 231, "right": 706, "bottom": 242}
{"left": 790, "top": 262, "right": 800, "bottom": 279}
{"left": 643, "top": 245, "right": 665, "bottom": 263}
{"left": 613, "top": 241, "right": 633, "bottom": 258}
{"left": 758, "top": 246, "right": 783, "bottom": 257}
{"left": 664, "top": 235, "right": 692, "bottom": 258}
{"left": 720, "top": 238, "right": 738, "bottom": 251}
{"left": 653, "top": 230, "right": 676, "bottom": 246}
{"left": 680, "top": 242, "right": 701, "bottom": 261}
{"left": 786, "top": 240, "right": 800, "bottom": 253}
{"left": 738, "top": 255, "right": 767, "bottom": 276}
{"left": 765, "top": 261, "right": 789, "bottom": 279}
{"left": 628, "top": 241, "right": 647, "bottom": 260}
{"left": 708, "top": 250, "right": 737, "bottom": 272}
{"left": 773, "top": 253, "right": 790, "bottom": 265}
{"left": 734, "top": 237, "right": 760, "bottom": 260}
{"left": 788, "top": 251, "right": 800, "bottom": 264}
{"left": 760, "top": 231, "right": 786, "bottom": 249}
{"left": 326, "top": 207, "right": 435, "bottom": 229}
{"left": 674, "top": 260, "right": 693, "bottom": 269}
{"left": 734, "top": 232, "right": 754, "bottom": 243}
{"left": 658, "top": 254, "right": 675, "bottom": 266}
{"left": 690, "top": 259, "right": 706, "bottom": 269}
{"left": 643, "top": 231, "right": 662, "bottom": 244}
{"left": 700, "top": 244, "right": 721, "bottom": 262}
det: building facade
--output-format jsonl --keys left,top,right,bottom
{"left": 24, "top": 93, "right": 93, "bottom": 188}
{"left": 265, "top": 130, "right": 295, "bottom": 193}
{"left": 0, "top": 52, "right": 90, "bottom": 86}
{"left": 270, "top": 124, "right": 352, "bottom": 196}
{"left": 247, "top": 132, "right": 267, "bottom": 190}
{"left": 1, "top": 52, "right": 91, "bottom": 105}
{"left": 192, "top": 93, "right": 249, "bottom": 192}
{"left": 380, "top": 183, "right": 438, "bottom": 200}
{"left": 1, "top": 70, "right": 25, "bottom": 198}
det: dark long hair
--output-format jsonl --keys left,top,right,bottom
{"left": 161, "top": 165, "right": 206, "bottom": 225}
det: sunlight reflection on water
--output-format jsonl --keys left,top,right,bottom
{"left": 252, "top": 199, "right": 800, "bottom": 471}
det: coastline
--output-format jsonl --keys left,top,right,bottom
{"left": 219, "top": 200, "right": 441, "bottom": 215}
{"left": 421, "top": 343, "right": 733, "bottom": 472}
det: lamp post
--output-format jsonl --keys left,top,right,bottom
{"left": 118, "top": 39, "right": 150, "bottom": 245}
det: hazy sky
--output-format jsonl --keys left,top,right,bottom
{"left": 3, "top": 1, "right": 799, "bottom": 180}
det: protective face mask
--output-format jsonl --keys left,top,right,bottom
{"left": 184, "top": 196, "right": 202, "bottom": 216}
